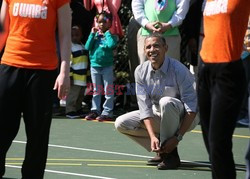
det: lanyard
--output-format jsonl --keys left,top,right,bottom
{"left": 155, "top": 0, "right": 168, "bottom": 11}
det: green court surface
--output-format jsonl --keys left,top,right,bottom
{"left": 4, "top": 118, "right": 249, "bottom": 179}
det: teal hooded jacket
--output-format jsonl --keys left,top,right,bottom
{"left": 85, "top": 31, "right": 118, "bottom": 67}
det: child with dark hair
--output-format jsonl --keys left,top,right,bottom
{"left": 83, "top": 0, "right": 124, "bottom": 38}
{"left": 85, "top": 11, "right": 118, "bottom": 121}
{"left": 66, "top": 25, "right": 88, "bottom": 119}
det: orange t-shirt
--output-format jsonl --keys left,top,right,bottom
{"left": 200, "top": 0, "right": 250, "bottom": 63}
{"left": 1, "top": 0, "right": 69, "bottom": 70}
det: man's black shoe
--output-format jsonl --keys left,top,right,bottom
{"left": 157, "top": 148, "right": 181, "bottom": 170}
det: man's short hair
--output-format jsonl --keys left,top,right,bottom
{"left": 145, "top": 33, "right": 167, "bottom": 46}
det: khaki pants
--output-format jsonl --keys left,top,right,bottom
{"left": 66, "top": 85, "right": 86, "bottom": 113}
{"left": 115, "top": 97, "right": 199, "bottom": 152}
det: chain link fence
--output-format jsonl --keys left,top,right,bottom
{"left": 114, "top": 1, "right": 133, "bottom": 86}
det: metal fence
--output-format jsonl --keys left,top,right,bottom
{"left": 114, "top": 1, "right": 133, "bottom": 86}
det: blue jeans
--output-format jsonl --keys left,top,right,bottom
{"left": 90, "top": 66, "right": 114, "bottom": 117}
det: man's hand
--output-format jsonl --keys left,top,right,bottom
{"left": 160, "top": 136, "right": 179, "bottom": 153}
{"left": 151, "top": 136, "right": 160, "bottom": 152}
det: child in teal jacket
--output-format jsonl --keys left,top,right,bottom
{"left": 85, "top": 11, "right": 118, "bottom": 121}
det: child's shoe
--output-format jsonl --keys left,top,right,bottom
{"left": 96, "top": 115, "right": 113, "bottom": 122}
{"left": 85, "top": 111, "right": 99, "bottom": 120}
{"left": 66, "top": 111, "right": 80, "bottom": 119}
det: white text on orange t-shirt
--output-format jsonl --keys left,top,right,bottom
{"left": 13, "top": 3, "right": 48, "bottom": 19}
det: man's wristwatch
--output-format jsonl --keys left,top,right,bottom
{"left": 175, "top": 133, "right": 183, "bottom": 142}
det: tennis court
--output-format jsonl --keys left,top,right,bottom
{"left": 4, "top": 116, "right": 249, "bottom": 179}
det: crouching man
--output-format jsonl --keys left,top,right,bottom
{"left": 115, "top": 33, "right": 199, "bottom": 170}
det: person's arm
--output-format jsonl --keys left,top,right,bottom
{"left": 160, "top": 112, "right": 196, "bottom": 153}
{"left": 177, "top": 112, "right": 196, "bottom": 136}
{"left": 0, "top": 0, "right": 9, "bottom": 52}
{"left": 160, "top": 0, "right": 190, "bottom": 32}
{"left": 53, "top": 3, "right": 71, "bottom": 99}
{"left": 135, "top": 66, "right": 160, "bottom": 152}
{"left": 132, "top": 0, "right": 162, "bottom": 33}
{"left": 83, "top": 0, "right": 94, "bottom": 11}
{"left": 85, "top": 27, "right": 97, "bottom": 50}
{"left": 103, "top": 31, "right": 117, "bottom": 49}
{"left": 135, "top": 67, "right": 153, "bottom": 120}
{"left": 132, "top": 0, "right": 149, "bottom": 28}
{"left": 176, "top": 65, "right": 197, "bottom": 135}
{"left": 144, "top": 118, "right": 161, "bottom": 152}
{"left": 169, "top": 0, "right": 190, "bottom": 27}
{"left": 107, "top": 0, "right": 121, "bottom": 14}
{"left": 160, "top": 65, "right": 197, "bottom": 153}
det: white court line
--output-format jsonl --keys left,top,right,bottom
{"left": 13, "top": 140, "right": 242, "bottom": 171}
{"left": 13, "top": 140, "right": 151, "bottom": 159}
{"left": 12, "top": 140, "right": 210, "bottom": 164}
{"left": 12, "top": 140, "right": 221, "bottom": 167}
{"left": 6, "top": 165, "right": 116, "bottom": 179}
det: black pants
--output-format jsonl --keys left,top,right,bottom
{"left": 239, "top": 56, "right": 250, "bottom": 119}
{"left": 0, "top": 64, "right": 56, "bottom": 179}
{"left": 197, "top": 60, "right": 246, "bottom": 179}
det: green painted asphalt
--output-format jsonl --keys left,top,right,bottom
{"left": 4, "top": 118, "right": 249, "bottom": 179}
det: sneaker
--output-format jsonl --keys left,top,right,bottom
{"left": 66, "top": 111, "right": 80, "bottom": 119}
{"left": 237, "top": 117, "right": 249, "bottom": 127}
{"left": 85, "top": 111, "right": 99, "bottom": 120}
{"left": 96, "top": 115, "right": 113, "bottom": 122}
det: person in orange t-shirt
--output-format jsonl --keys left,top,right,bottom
{"left": 0, "top": 0, "right": 71, "bottom": 178}
{"left": 198, "top": 0, "right": 249, "bottom": 178}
